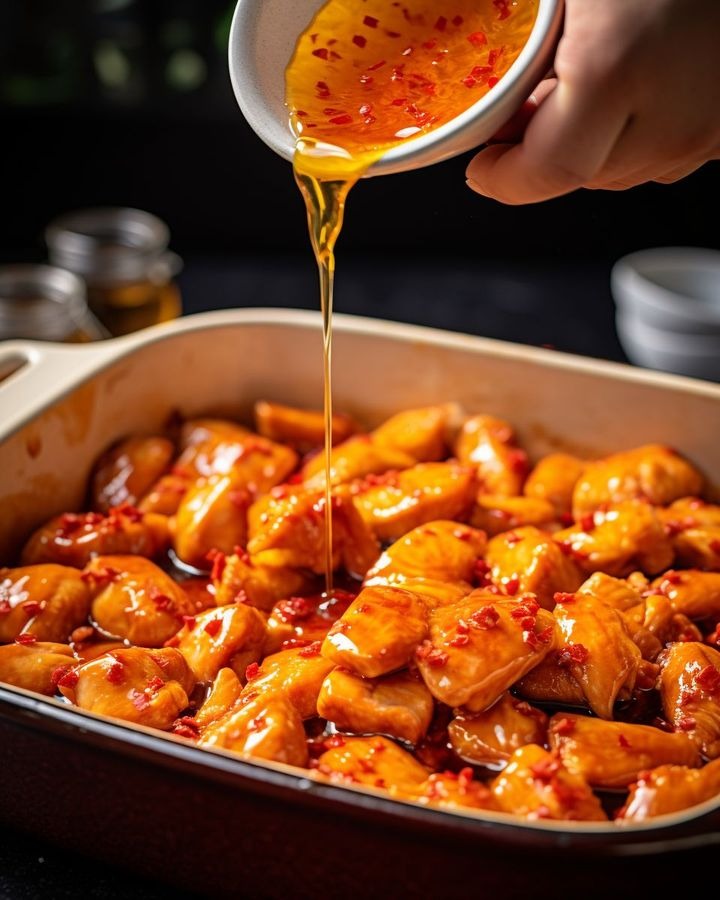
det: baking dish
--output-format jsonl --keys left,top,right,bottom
{"left": 1, "top": 309, "right": 720, "bottom": 896}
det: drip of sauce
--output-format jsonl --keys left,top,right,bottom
{"left": 286, "top": 0, "right": 539, "bottom": 592}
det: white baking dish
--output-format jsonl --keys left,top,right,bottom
{"left": 1, "top": 308, "right": 720, "bottom": 868}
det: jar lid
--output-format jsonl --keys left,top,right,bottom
{"left": 0, "top": 264, "right": 104, "bottom": 341}
{"left": 46, "top": 207, "right": 176, "bottom": 284}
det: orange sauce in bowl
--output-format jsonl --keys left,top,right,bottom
{"left": 285, "top": 0, "right": 539, "bottom": 590}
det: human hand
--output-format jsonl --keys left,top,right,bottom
{"left": 466, "top": 0, "right": 720, "bottom": 204}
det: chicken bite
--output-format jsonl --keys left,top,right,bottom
{"left": 316, "top": 735, "right": 429, "bottom": 794}
{"left": 0, "top": 564, "right": 91, "bottom": 643}
{"left": 523, "top": 453, "right": 586, "bottom": 519}
{"left": 91, "top": 435, "right": 175, "bottom": 513}
{"left": 659, "top": 642, "right": 720, "bottom": 758}
{"left": 619, "top": 758, "right": 720, "bottom": 821}
{"left": 0, "top": 641, "right": 75, "bottom": 695}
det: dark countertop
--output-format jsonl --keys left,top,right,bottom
{"left": 1, "top": 255, "right": 628, "bottom": 900}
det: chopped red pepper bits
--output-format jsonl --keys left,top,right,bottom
{"left": 245, "top": 661, "right": 260, "bottom": 681}
{"left": 106, "top": 661, "right": 125, "bottom": 685}
{"left": 504, "top": 576, "right": 520, "bottom": 596}
{"left": 557, "top": 643, "right": 590, "bottom": 667}
{"left": 467, "top": 31, "right": 487, "bottom": 46}
{"left": 363, "top": 15, "right": 379, "bottom": 28}
{"left": 352, "top": 35, "right": 367, "bottom": 48}
{"left": 553, "top": 592, "right": 576, "bottom": 604}
{"left": 469, "top": 605, "right": 500, "bottom": 630}
{"left": 204, "top": 619, "right": 223, "bottom": 638}
{"left": 554, "top": 717, "right": 576, "bottom": 737}
{"left": 56, "top": 667, "right": 79, "bottom": 689}
{"left": 15, "top": 632, "right": 37, "bottom": 645}
{"left": 299, "top": 641, "right": 323, "bottom": 658}
{"left": 416, "top": 640, "right": 449, "bottom": 667}
{"left": 618, "top": 733, "right": 631, "bottom": 749}
{"left": 695, "top": 665, "right": 720, "bottom": 695}
{"left": 207, "top": 549, "right": 227, "bottom": 582}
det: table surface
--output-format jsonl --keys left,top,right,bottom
{"left": 1, "top": 256, "right": 628, "bottom": 900}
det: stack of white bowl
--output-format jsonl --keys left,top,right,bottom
{"left": 612, "top": 247, "right": 720, "bottom": 382}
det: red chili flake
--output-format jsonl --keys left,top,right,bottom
{"left": 536, "top": 625, "right": 554, "bottom": 645}
{"left": 324, "top": 734, "right": 346, "bottom": 749}
{"left": 316, "top": 80, "right": 331, "bottom": 97}
{"left": 473, "top": 559, "right": 493, "bottom": 587}
{"left": 391, "top": 97, "right": 407, "bottom": 106}
{"left": 462, "top": 75, "right": 478, "bottom": 88}
{"left": 505, "top": 531, "right": 522, "bottom": 546}
{"left": 449, "top": 633, "right": 470, "bottom": 648}
{"left": 467, "top": 31, "right": 487, "bottom": 46}
{"left": 172, "top": 716, "right": 200, "bottom": 739}
{"left": 206, "top": 549, "right": 227, "bottom": 582}
{"left": 618, "top": 733, "right": 631, "bottom": 749}
{"left": 391, "top": 66, "right": 405, "bottom": 82}
{"left": 299, "top": 641, "right": 322, "bottom": 658}
{"left": 146, "top": 676, "right": 164, "bottom": 693}
{"left": 456, "top": 618, "right": 470, "bottom": 635}
{"left": 511, "top": 596, "right": 540, "bottom": 619}
{"left": 554, "top": 717, "right": 576, "bottom": 737}
{"left": 470, "top": 605, "right": 500, "bottom": 630}
{"left": 358, "top": 758, "right": 375, "bottom": 774}
{"left": 434, "top": 16, "right": 447, "bottom": 31}
{"left": 471, "top": 65, "right": 492, "bottom": 79}
{"left": 275, "top": 596, "right": 314, "bottom": 623}
{"left": 329, "top": 114, "right": 352, "bottom": 125}
{"left": 281, "top": 638, "right": 312, "bottom": 651}
{"left": 182, "top": 615, "right": 197, "bottom": 631}
{"left": 296, "top": 110, "right": 308, "bottom": 118}
{"left": 245, "top": 662, "right": 260, "bottom": 681}
{"left": 359, "top": 103, "right": 373, "bottom": 116}
{"left": 579, "top": 513, "right": 596, "bottom": 532}
{"left": 557, "top": 643, "right": 590, "bottom": 667}
{"left": 367, "top": 59, "right": 387, "bottom": 71}
{"left": 452, "top": 15, "right": 464, "bottom": 26}
{"left": 204, "top": 619, "right": 223, "bottom": 638}
{"left": 81, "top": 565, "right": 120, "bottom": 586}
{"left": 663, "top": 570, "right": 683, "bottom": 585}
{"left": 422, "top": 38, "right": 437, "bottom": 50}
{"left": 363, "top": 15, "right": 379, "bottom": 28}
{"left": 415, "top": 640, "right": 449, "bottom": 667}
{"left": 151, "top": 593, "right": 173, "bottom": 613}
{"left": 0, "top": 600, "right": 10, "bottom": 614}
{"left": 50, "top": 664, "right": 74, "bottom": 688}
{"left": 677, "top": 715, "right": 697, "bottom": 731}
{"left": 15, "top": 632, "right": 37, "bottom": 645}
{"left": 504, "top": 576, "right": 520, "bottom": 596}
{"left": 530, "top": 757, "right": 560, "bottom": 782}
{"left": 695, "top": 665, "right": 720, "bottom": 695}
{"left": 312, "top": 48, "right": 330, "bottom": 60}
{"left": 487, "top": 76, "right": 499, "bottom": 88}
{"left": 352, "top": 35, "right": 367, "bottom": 48}
{"left": 110, "top": 503, "right": 143, "bottom": 523}
{"left": 493, "top": 0, "right": 511, "bottom": 20}
{"left": 554, "top": 592, "right": 576, "bottom": 604}
{"left": 106, "top": 660, "right": 125, "bottom": 684}
{"left": 20, "top": 600, "right": 42, "bottom": 617}
{"left": 56, "top": 667, "right": 79, "bottom": 689}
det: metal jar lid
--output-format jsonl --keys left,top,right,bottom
{"left": 46, "top": 207, "right": 181, "bottom": 284}
{"left": 0, "top": 264, "right": 106, "bottom": 341}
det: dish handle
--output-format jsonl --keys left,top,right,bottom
{"left": 0, "top": 340, "right": 121, "bottom": 436}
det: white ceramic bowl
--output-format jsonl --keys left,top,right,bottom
{"left": 616, "top": 307, "right": 720, "bottom": 383}
{"left": 228, "top": 0, "right": 564, "bottom": 177}
{"left": 612, "top": 247, "right": 720, "bottom": 334}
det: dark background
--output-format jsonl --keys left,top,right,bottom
{"left": 1, "top": 0, "right": 718, "bottom": 363}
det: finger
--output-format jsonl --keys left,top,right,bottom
{"left": 489, "top": 78, "right": 558, "bottom": 144}
{"left": 466, "top": 78, "right": 632, "bottom": 204}
{"left": 586, "top": 157, "right": 707, "bottom": 191}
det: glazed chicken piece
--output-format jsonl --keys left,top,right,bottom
{"left": 198, "top": 694, "right": 308, "bottom": 767}
{"left": 264, "top": 591, "right": 355, "bottom": 655}
{"left": 554, "top": 500, "right": 674, "bottom": 577}
{"left": 364, "top": 520, "right": 486, "bottom": 585}
{"left": 660, "top": 497, "right": 720, "bottom": 570}
{"left": 391, "top": 579, "right": 471, "bottom": 610}
{"left": 523, "top": 453, "right": 586, "bottom": 518}
{"left": 86, "top": 555, "right": 195, "bottom": 647}
{"left": 137, "top": 473, "right": 190, "bottom": 516}
{"left": 470, "top": 495, "right": 557, "bottom": 538}
{"left": 548, "top": 713, "right": 701, "bottom": 789}
{"left": 415, "top": 593, "right": 556, "bottom": 711}
{"left": 175, "top": 418, "right": 298, "bottom": 490}
{"left": 91, "top": 435, "right": 175, "bottom": 513}
{"left": 455, "top": 415, "right": 528, "bottom": 497}
{"left": 194, "top": 667, "right": 243, "bottom": 729}
{"left": 254, "top": 399, "right": 356, "bottom": 452}
{"left": 491, "top": 744, "right": 606, "bottom": 821}
{"left": 170, "top": 603, "right": 266, "bottom": 684}
{"left": 651, "top": 569, "right": 720, "bottom": 620}
{"left": 322, "top": 585, "right": 429, "bottom": 679}
{"left": 352, "top": 462, "right": 478, "bottom": 543}
{"left": 316, "top": 735, "right": 429, "bottom": 794}
{"left": 371, "top": 404, "right": 456, "bottom": 463}
{"left": 448, "top": 694, "right": 549, "bottom": 768}
{"left": 58, "top": 647, "right": 194, "bottom": 730}
{"left": 247, "top": 486, "right": 379, "bottom": 579}
{"left": 0, "top": 564, "right": 91, "bottom": 643}
{"left": 515, "top": 658, "right": 587, "bottom": 707}
{"left": 172, "top": 473, "right": 252, "bottom": 569}
{"left": 577, "top": 571, "right": 642, "bottom": 611}
{"left": 416, "top": 769, "right": 498, "bottom": 812}
{"left": 552, "top": 592, "right": 642, "bottom": 719}
{"left": 212, "top": 550, "right": 313, "bottom": 612}
{"left": 317, "top": 668, "right": 434, "bottom": 745}
{"left": 661, "top": 497, "right": 720, "bottom": 530}
{"left": 659, "top": 642, "right": 720, "bottom": 758}
{"left": 0, "top": 641, "right": 75, "bottom": 695}
{"left": 485, "top": 526, "right": 583, "bottom": 609}
{"left": 619, "top": 758, "right": 720, "bottom": 821}
{"left": 21, "top": 505, "right": 170, "bottom": 568}
{"left": 571, "top": 444, "right": 703, "bottom": 519}
{"left": 302, "top": 435, "right": 416, "bottom": 489}
{"left": 241, "top": 644, "right": 334, "bottom": 719}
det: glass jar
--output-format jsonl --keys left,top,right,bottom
{"left": 0, "top": 264, "right": 107, "bottom": 342}
{"left": 46, "top": 208, "right": 182, "bottom": 337}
